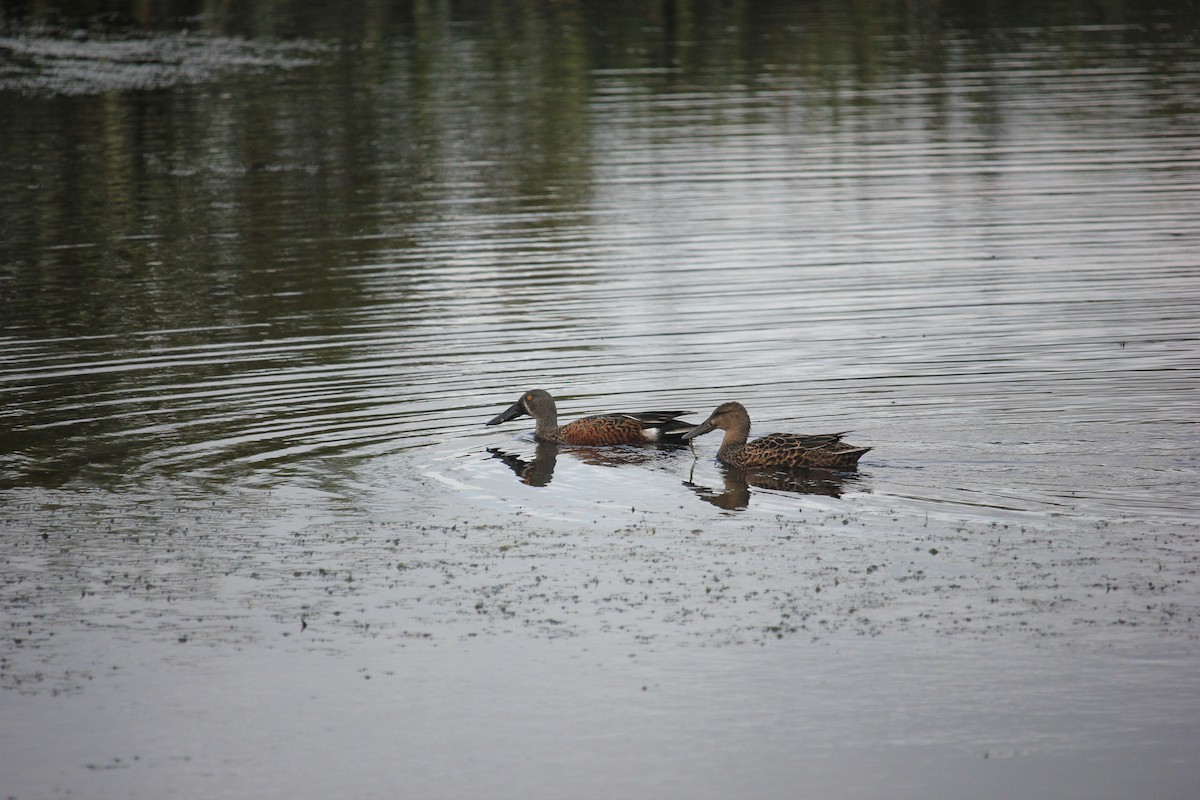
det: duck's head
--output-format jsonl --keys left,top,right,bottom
{"left": 681, "top": 401, "right": 749, "bottom": 440}
{"left": 487, "top": 389, "right": 557, "bottom": 425}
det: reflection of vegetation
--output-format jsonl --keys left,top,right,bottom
{"left": 1, "top": 0, "right": 1195, "bottom": 338}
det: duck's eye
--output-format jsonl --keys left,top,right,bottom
{"left": 525, "top": 394, "right": 533, "bottom": 401}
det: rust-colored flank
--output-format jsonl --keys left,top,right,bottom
{"left": 486, "top": 389, "right": 693, "bottom": 446}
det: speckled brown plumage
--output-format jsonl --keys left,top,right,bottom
{"left": 486, "top": 389, "right": 693, "bottom": 446}
{"left": 682, "top": 401, "right": 870, "bottom": 469}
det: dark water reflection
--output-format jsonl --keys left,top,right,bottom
{"left": 685, "top": 464, "right": 859, "bottom": 510}
{"left": 488, "top": 442, "right": 561, "bottom": 487}
{"left": 487, "top": 439, "right": 857, "bottom": 505}
{"left": 488, "top": 439, "right": 694, "bottom": 488}
{"left": 2, "top": 1, "right": 1200, "bottom": 798}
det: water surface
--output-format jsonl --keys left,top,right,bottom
{"left": 2, "top": 2, "right": 1199, "bottom": 798}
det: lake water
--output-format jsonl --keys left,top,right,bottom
{"left": 2, "top": 2, "right": 1199, "bottom": 798}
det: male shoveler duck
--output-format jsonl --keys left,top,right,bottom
{"left": 487, "top": 389, "right": 693, "bottom": 446}
{"left": 682, "top": 401, "right": 870, "bottom": 469}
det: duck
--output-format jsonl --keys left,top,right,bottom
{"left": 486, "top": 389, "right": 694, "bottom": 445}
{"left": 682, "top": 401, "right": 870, "bottom": 469}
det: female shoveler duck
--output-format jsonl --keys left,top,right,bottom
{"left": 487, "top": 389, "right": 693, "bottom": 446}
{"left": 682, "top": 401, "right": 870, "bottom": 469}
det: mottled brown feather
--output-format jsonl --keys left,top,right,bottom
{"left": 722, "top": 432, "right": 870, "bottom": 469}
{"left": 682, "top": 401, "right": 870, "bottom": 469}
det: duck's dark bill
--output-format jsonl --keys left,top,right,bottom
{"left": 680, "top": 419, "right": 717, "bottom": 440}
{"left": 487, "top": 398, "right": 528, "bottom": 425}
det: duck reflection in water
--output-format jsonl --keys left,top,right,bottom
{"left": 684, "top": 464, "right": 861, "bottom": 510}
{"left": 488, "top": 439, "right": 689, "bottom": 487}
{"left": 487, "top": 440, "right": 560, "bottom": 487}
